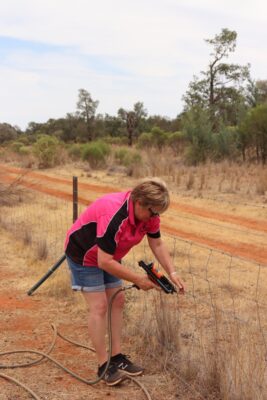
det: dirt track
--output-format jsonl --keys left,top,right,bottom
{"left": 1, "top": 230, "right": 167, "bottom": 400}
{"left": 1, "top": 163, "right": 266, "bottom": 400}
{"left": 1, "top": 164, "right": 266, "bottom": 265}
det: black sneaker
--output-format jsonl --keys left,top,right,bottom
{"left": 97, "top": 361, "right": 126, "bottom": 386}
{"left": 111, "top": 353, "right": 144, "bottom": 376}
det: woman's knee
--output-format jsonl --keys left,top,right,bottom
{"left": 90, "top": 298, "right": 108, "bottom": 318}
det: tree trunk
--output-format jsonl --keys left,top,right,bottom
{"left": 209, "top": 66, "right": 217, "bottom": 132}
{"left": 126, "top": 112, "right": 136, "bottom": 147}
{"left": 261, "top": 144, "right": 266, "bottom": 165}
{"left": 127, "top": 128, "right": 133, "bottom": 146}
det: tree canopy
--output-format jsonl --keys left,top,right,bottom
{"left": 76, "top": 89, "right": 99, "bottom": 141}
{"left": 183, "top": 28, "right": 251, "bottom": 130}
{"left": 118, "top": 102, "right": 147, "bottom": 146}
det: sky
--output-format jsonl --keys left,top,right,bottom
{"left": 0, "top": 0, "right": 266, "bottom": 130}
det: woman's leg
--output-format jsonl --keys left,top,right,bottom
{"left": 105, "top": 287, "right": 125, "bottom": 356}
{"left": 82, "top": 291, "right": 108, "bottom": 366}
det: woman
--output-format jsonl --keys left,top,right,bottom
{"left": 65, "top": 177, "right": 185, "bottom": 386}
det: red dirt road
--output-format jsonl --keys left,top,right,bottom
{"left": 1, "top": 164, "right": 266, "bottom": 399}
{"left": 1, "top": 164, "right": 266, "bottom": 265}
{"left": 0, "top": 226, "right": 200, "bottom": 400}
{"left": 0, "top": 236, "right": 149, "bottom": 400}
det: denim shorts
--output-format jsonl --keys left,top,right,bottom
{"left": 66, "top": 256, "right": 122, "bottom": 292}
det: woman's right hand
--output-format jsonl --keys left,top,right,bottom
{"left": 135, "top": 275, "right": 160, "bottom": 291}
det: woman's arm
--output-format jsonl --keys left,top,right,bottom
{"left": 147, "top": 236, "right": 185, "bottom": 293}
{"left": 97, "top": 248, "right": 159, "bottom": 291}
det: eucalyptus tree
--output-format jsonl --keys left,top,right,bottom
{"left": 118, "top": 102, "right": 147, "bottom": 146}
{"left": 76, "top": 89, "right": 99, "bottom": 141}
{"left": 239, "top": 104, "right": 267, "bottom": 164}
{"left": 256, "top": 80, "right": 267, "bottom": 104}
{"left": 247, "top": 80, "right": 267, "bottom": 107}
{"left": 183, "top": 28, "right": 251, "bottom": 130}
{"left": 0, "top": 123, "right": 18, "bottom": 143}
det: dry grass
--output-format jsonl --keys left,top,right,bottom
{"left": 186, "top": 171, "right": 195, "bottom": 190}
{"left": 121, "top": 238, "right": 267, "bottom": 399}
{"left": 256, "top": 169, "right": 267, "bottom": 195}
{"left": 125, "top": 154, "right": 267, "bottom": 202}
{"left": 0, "top": 175, "right": 26, "bottom": 206}
{"left": 36, "top": 238, "right": 49, "bottom": 260}
{"left": 1, "top": 161, "right": 267, "bottom": 399}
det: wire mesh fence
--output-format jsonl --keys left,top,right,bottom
{"left": 129, "top": 238, "right": 267, "bottom": 399}
{"left": 0, "top": 179, "right": 266, "bottom": 399}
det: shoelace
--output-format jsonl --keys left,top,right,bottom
{"left": 119, "top": 354, "right": 132, "bottom": 365}
{"left": 98, "top": 361, "right": 118, "bottom": 377}
{"left": 106, "top": 362, "right": 119, "bottom": 376}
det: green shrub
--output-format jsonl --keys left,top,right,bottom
{"left": 210, "top": 127, "right": 238, "bottom": 161}
{"left": 167, "top": 131, "right": 187, "bottom": 154}
{"left": 81, "top": 140, "right": 111, "bottom": 168}
{"left": 182, "top": 107, "right": 212, "bottom": 165}
{"left": 150, "top": 127, "right": 168, "bottom": 148}
{"left": 103, "top": 136, "right": 128, "bottom": 145}
{"left": 137, "top": 132, "right": 153, "bottom": 148}
{"left": 129, "top": 152, "right": 142, "bottom": 166}
{"left": 33, "top": 135, "right": 60, "bottom": 168}
{"left": 115, "top": 147, "right": 142, "bottom": 167}
{"left": 137, "top": 127, "right": 168, "bottom": 149}
{"left": 114, "top": 148, "right": 126, "bottom": 164}
{"left": 68, "top": 144, "right": 82, "bottom": 160}
{"left": 16, "top": 135, "right": 31, "bottom": 145}
{"left": 95, "top": 140, "right": 111, "bottom": 157}
{"left": 10, "top": 141, "right": 25, "bottom": 153}
{"left": 18, "top": 146, "right": 31, "bottom": 156}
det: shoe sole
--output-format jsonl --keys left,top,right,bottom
{"left": 105, "top": 377, "right": 126, "bottom": 386}
{"left": 119, "top": 369, "right": 144, "bottom": 376}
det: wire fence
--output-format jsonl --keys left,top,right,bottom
{"left": 0, "top": 179, "right": 266, "bottom": 399}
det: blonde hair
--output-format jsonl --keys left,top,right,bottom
{"left": 130, "top": 177, "right": 170, "bottom": 212}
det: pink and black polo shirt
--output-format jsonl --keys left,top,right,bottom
{"left": 64, "top": 191, "right": 160, "bottom": 267}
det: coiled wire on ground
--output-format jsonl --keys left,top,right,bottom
{"left": 0, "top": 285, "right": 151, "bottom": 400}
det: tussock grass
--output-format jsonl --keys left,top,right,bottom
{"left": 121, "top": 153, "right": 267, "bottom": 201}
{"left": 1, "top": 161, "right": 267, "bottom": 399}
{"left": 186, "top": 172, "right": 195, "bottom": 190}
{"left": 36, "top": 238, "right": 49, "bottom": 260}
{"left": 256, "top": 169, "right": 267, "bottom": 195}
{"left": 22, "top": 228, "right": 32, "bottom": 245}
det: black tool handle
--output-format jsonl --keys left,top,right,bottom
{"left": 27, "top": 255, "right": 66, "bottom": 296}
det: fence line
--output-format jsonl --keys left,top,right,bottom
{"left": 167, "top": 209, "right": 267, "bottom": 239}
{"left": 1, "top": 180, "right": 266, "bottom": 399}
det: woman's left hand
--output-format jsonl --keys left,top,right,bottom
{"left": 169, "top": 272, "right": 185, "bottom": 294}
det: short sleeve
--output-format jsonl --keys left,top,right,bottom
{"left": 147, "top": 216, "right": 161, "bottom": 239}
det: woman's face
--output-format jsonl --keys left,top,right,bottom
{"left": 134, "top": 200, "right": 161, "bottom": 222}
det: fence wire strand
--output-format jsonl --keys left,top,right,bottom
{"left": 0, "top": 183, "right": 267, "bottom": 400}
